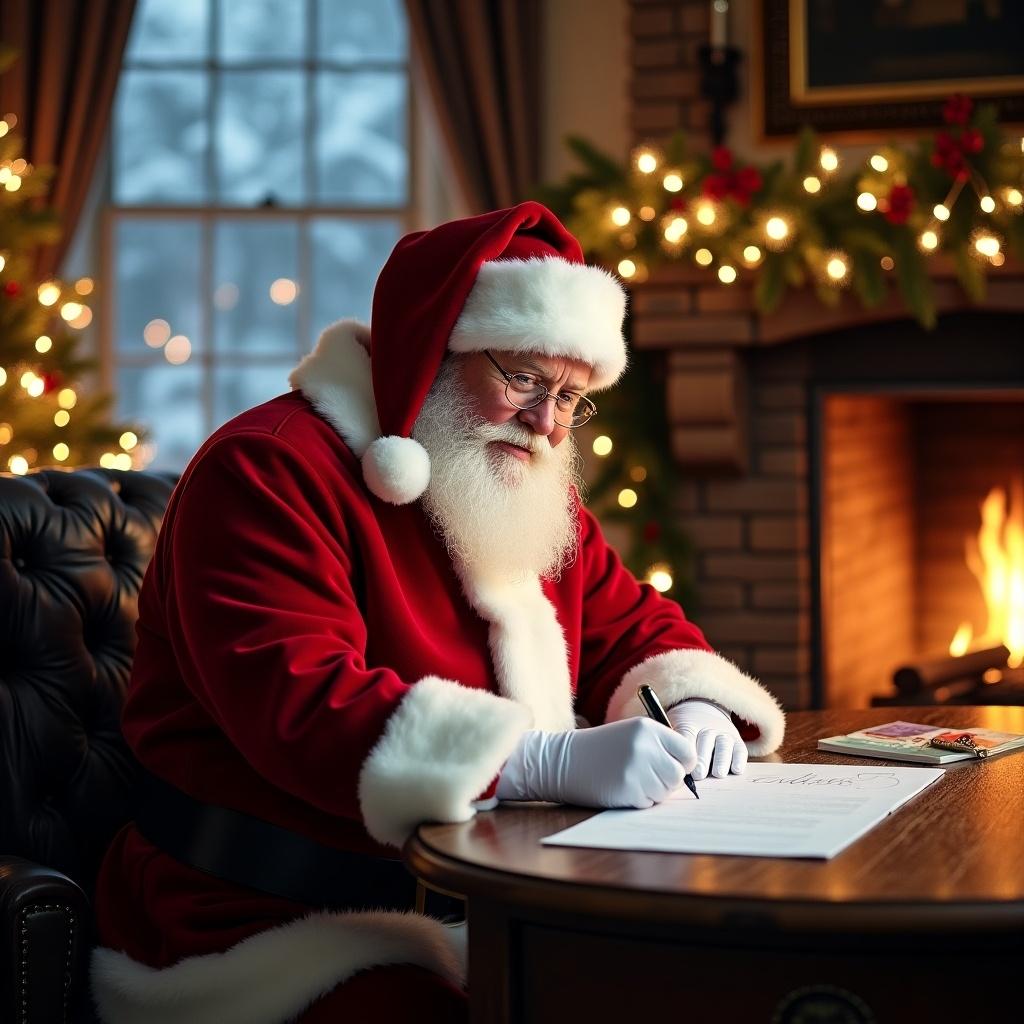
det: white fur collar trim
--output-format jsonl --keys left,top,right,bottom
{"left": 91, "top": 910, "right": 464, "bottom": 1024}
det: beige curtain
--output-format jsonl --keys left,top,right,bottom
{"left": 0, "top": 0, "right": 137, "bottom": 278}
{"left": 405, "top": 0, "right": 543, "bottom": 214}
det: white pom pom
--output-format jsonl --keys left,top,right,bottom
{"left": 362, "top": 435, "right": 431, "bottom": 505}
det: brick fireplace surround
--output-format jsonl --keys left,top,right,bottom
{"left": 627, "top": 0, "right": 1024, "bottom": 710}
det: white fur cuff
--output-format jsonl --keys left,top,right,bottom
{"left": 605, "top": 648, "right": 785, "bottom": 756}
{"left": 358, "top": 676, "right": 533, "bottom": 848}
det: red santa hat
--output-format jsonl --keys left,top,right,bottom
{"left": 359, "top": 201, "right": 628, "bottom": 505}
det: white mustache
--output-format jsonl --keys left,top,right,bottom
{"left": 473, "top": 420, "right": 550, "bottom": 458}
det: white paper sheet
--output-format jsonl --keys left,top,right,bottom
{"left": 541, "top": 763, "right": 944, "bottom": 859}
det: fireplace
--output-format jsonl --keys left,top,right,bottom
{"left": 630, "top": 263, "right": 1024, "bottom": 710}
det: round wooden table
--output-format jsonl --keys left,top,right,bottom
{"left": 406, "top": 707, "right": 1024, "bottom": 1023}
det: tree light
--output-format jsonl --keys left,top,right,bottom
{"left": 717, "top": 265, "right": 737, "bottom": 284}
{"left": 663, "top": 216, "right": 688, "bottom": 244}
{"left": 802, "top": 176, "right": 821, "bottom": 194}
{"left": 979, "top": 195, "right": 996, "bottom": 213}
{"left": 742, "top": 245, "right": 762, "bottom": 266}
{"left": 662, "top": 171, "right": 683, "bottom": 193}
{"left": 53, "top": 443, "right": 69, "bottom": 462}
{"left": 819, "top": 147, "right": 839, "bottom": 172}
{"left": 1003, "top": 188, "right": 1023, "bottom": 207}
{"left": 919, "top": 229, "right": 939, "bottom": 252}
{"left": 880, "top": 256, "right": 895, "bottom": 271}
{"left": 635, "top": 149, "right": 658, "bottom": 174}
{"left": 694, "top": 248, "right": 713, "bottom": 266}
{"left": 592, "top": 435, "right": 613, "bottom": 457}
{"left": 37, "top": 282, "right": 60, "bottom": 306}
{"left": 611, "top": 206, "right": 631, "bottom": 226}
{"left": 825, "top": 254, "right": 849, "bottom": 282}
{"left": 639, "top": 205, "right": 656, "bottom": 221}
{"left": 646, "top": 565, "right": 674, "bottom": 593}
{"left": 120, "top": 431, "right": 139, "bottom": 451}
{"left": 617, "top": 259, "right": 637, "bottom": 278}
{"left": 856, "top": 192, "right": 877, "bottom": 211}
{"left": 617, "top": 488, "right": 638, "bottom": 509}
{"left": 35, "top": 335, "right": 52, "bottom": 353}
{"left": 695, "top": 200, "right": 717, "bottom": 226}
{"left": 869, "top": 154, "right": 889, "bottom": 172}
{"left": 973, "top": 232, "right": 1001, "bottom": 260}
{"left": 8, "top": 455, "right": 28, "bottom": 475}
{"left": 765, "top": 216, "right": 790, "bottom": 242}
{"left": 933, "top": 204, "right": 950, "bottom": 221}
{"left": 58, "top": 388, "right": 77, "bottom": 409}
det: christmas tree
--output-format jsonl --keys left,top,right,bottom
{"left": 0, "top": 47, "right": 144, "bottom": 475}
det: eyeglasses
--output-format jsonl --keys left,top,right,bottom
{"left": 483, "top": 351, "right": 597, "bottom": 429}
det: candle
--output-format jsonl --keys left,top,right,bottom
{"left": 711, "top": 0, "right": 729, "bottom": 49}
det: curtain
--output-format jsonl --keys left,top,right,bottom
{"left": 405, "top": 0, "right": 542, "bottom": 214}
{"left": 0, "top": 0, "right": 137, "bottom": 279}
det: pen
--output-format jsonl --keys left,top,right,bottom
{"left": 637, "top": 684, "right": 699, "bottom": 799}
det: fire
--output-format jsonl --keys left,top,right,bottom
{"left": 951, "top": 480, "right": 1024, "bottom": 667}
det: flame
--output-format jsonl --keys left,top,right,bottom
{"left": 949, "top": 622, "right": 972, "bottom": 657}
{"left": 957, "top": 479, "right": 1024, "bottom": 667}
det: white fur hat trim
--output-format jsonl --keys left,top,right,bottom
{"left": 362, "top": 435, "right": 431, "bottom": 505}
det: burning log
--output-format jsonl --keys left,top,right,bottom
{"left": 892, "top": 644, "right": 1011, "bottom": 698}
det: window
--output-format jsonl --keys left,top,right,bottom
{"left": 106, "top": 0, "right": 410, "bottom": 470}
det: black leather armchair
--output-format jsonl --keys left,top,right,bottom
{"left": 1, "top": 468, "right": 177, "bottom": 1024}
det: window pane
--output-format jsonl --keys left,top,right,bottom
{"left": 213, "top": 220, "right": 300, "bottom": 355}
{"left": 126, "top": 0, "right": 209, "bottom": 61}
{"left": 115, "top": 219, "right": 204, "bottom": 356}
{"left": 216, "top": 71, "right": 305, "bottom": 205}
{"left": 218, "top": 0, "right": 307, "bottom": 61}
{"left": 114, "top": 71, "right": 209, "bottom": 204}
{"left": 118, "top": 364, "right": 205, "bottom": 472}
{"left": 316, "top": 72, "right": 407, "bottom": 205}
{"left": 310, "top": 218, "right": 402, "bottom": 332}
{"left": 212, "top": 362, "right": 293, "bottom": 428}
{"left": 317, "top": 0, "right": 407, "bottom": 62}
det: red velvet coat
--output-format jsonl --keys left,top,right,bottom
{"left": 91, "top": 320, "right": 785, "bottom": 1024}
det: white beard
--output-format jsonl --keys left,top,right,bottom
{"left": 412, "top": 359, "right": 584, "bottom": 582}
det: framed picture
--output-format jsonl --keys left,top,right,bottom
{"left": 758, "top": 0, "right": 1024, "bottom": 137}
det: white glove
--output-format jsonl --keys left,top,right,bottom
{"left": 667, "top": 699, "right": 748, "bottom": 780}
{"left": 496, "top": 717, "right": 698, "bottom": 809}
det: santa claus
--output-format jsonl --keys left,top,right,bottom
{"left": 91, "top": 202, "right": 785, "bottom": 1023}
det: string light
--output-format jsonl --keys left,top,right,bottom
{"left": 68, "top": 306, "right": 93, "bottom": 329}
{"left": 52, "top": 443, "right": 69, "bottom": 462}
{"left": 819, "top": 147, "right": 839, "bottom": 173}
{"left": 119, "top": 431, "right": 138, "bottom": 451}
{"left": 0, "top": 423, "right": 11, "bottom": 443}
{"left": 634, "top": 148, "right": 659, "bottom": 174}
{"left": 4, "top": 176, "right": 21, "bottom": 192}
{"left": 918, "top": 229, "right": 939, "bottom": 252}
{"left": 869, "top": 154, "right": 889, "bottom": 172}
{"left": 971, "top": 229, "right": 1001, "bottom": 261}
{"left": 617, "top": 488, "right": 638, "bottom": 509}
{"left": 165, "top": 335, "right": 192, "bottom": 364}
{"left": 269, "top": 278, "right": 297, "bottom": 305}
{"left": 694, "top": 248, "right": 713, "bottom": 266}
{"left": 763, "top": 215, "right": 791, "bottom": 249}
{"left": 742, "top": 245, "right": 763, "bottom": 266}
{"left": 60, "top": 301, "right": 83, "bottom": 321}
{"left": 100, "top": 453, "right": 118, "bottom": 469}
{"left": 933, "top": 204, "right": 950, "bottom": 221}
{"left": 19, "top": 371, "right": 37, "bottom": 389}
{"left": 57, "top": 388, "right": 77, "bottom": 410}
{"left": 979, "top": 194, "right": 996, "bottom": 213}
{"left": 610, "top": 206, "right": 631, "bottom": 227}
{"left": 617, "top": 258, "right": 637, "bottom": 278}
{"left": 37, "top": 282, "right": 60, "bottom": 306}
{"left": 646, "top": 564, "right": 674, "bottom": 593}
{"left": 74, "top": 277, "right": 94, "bottom": 296}
{"left": 856, "top": 192, "right": 877, "bottom": 211}
{"left": 824, "top": 251, "right": 849, "bottom": 284}
{"left": 629, "top": 466, "right": 647, "bottom": 482}
{"left": 717, "top": 264, "right": 737, "bottom": 284}
{"left": 26, "top": 377, "right": 44, "bottom": 397}
{"left": 880, "top": 256, "right": 895, "bottom": 271}
{"left": 639, "top": 205, "right": 656, "bottom": 221}
{"left": 54, "top": 410, "right": 70, "bottom": 427}
{"left": 0, "top": 254, "right": 5, "bottom": 272}
{"left": 0, "top": 367, "right": 6, "bottom": 386}
{"left": 1003, "top": 187, "right": 1023, "bottom": 207}
{"left": 662, "top": 171, "right": 684, "bottom": 193}
{"left": 592, "top": 435, "right": 613, "bottom": 456}
{"left": 35, "top": 335, "right": 52, "bottom": 353}
{"left": 802, "top": 176, "right": 821, "bottom": 194}
{"left": 144, "top": 319, "right": 171, "bottom": 347}
{"left": 662, "top": 216, "right": 688, "bottom": 244}
{"left": 8, "top": 455, "right": 28, "bottom": 475}
{"left": 694, "top": 199, "right": 717, "bottom": 226}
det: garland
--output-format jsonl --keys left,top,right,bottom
{"left": 537, "top": 95, "right": 1024, "bottom": 329}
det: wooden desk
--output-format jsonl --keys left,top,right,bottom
{"left": 406, "top": 707, "right": 1024, "bottom": 1023}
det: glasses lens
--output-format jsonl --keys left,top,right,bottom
{"left": 505, "top": 376, "right": 546, "bottom": 408}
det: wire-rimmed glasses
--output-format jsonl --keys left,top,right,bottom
{"left": 483, "top": 351, "right": 597, "bottom": 428}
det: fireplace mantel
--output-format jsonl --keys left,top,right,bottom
{"left": 631, "top": 259, "right": 1024, "bottom": 472}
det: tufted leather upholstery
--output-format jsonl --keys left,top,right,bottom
{"left": 0, "top": 468, "right": 177, "bottom": 1024}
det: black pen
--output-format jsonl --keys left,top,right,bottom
{"left": 637, "top": 684, "right": 699, "bottom": 799}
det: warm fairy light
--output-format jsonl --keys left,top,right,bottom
{"left": 8, "top": 455, "right": 28, "bottom": 475}
{"left": 611, "top": 206, "right": 631, "bottom": 227}
{"left": 933, "top": 203, "right": 951, "bottom": 221}
{"left": 949, "top": 622, "right": 972, "bottom": 657}
{"left": 856, "top": 192, "right": 877, "bottom": 212}
{"left": 592, "top": 435, "right": 613, "bottom": 457}
{"left": 742, "top": 245, "right": 762, "bottom": 266}
{"left": 617, "top": 259, "right": 637, "bottom": 278}
{"left": 54, "top": 410, "right": 70, "bottom": 427}
{"left": 52, "top": 443, "right": 69, "bottom": 462}
{"left": 646, "top": 564, "right": 674, "bottom": 593}
{"left": 953, "top": 481, "right": 1024, "bottom": 667}
{"left": 0, "top": 423, "right": 11, "bottom": 443}
{"left": 695, "top": 200, "right": 717, "bottom": 226}
{"left": 119, "top": 431, "right": 139, "bottom": 451}
{"left": 26, "top": 377, "right": 44, "bottom": 397}
{"left": 0, "top": 367, "right": 6, "bottom": 386}
{"left": 765, "top": 216, "right": 790, "bottom": 243}
{"left": 717, "top": 264, "right": 737, "bottom": 284}
{"left": 0, "top": 121, "right": 8, "bottom": 138}
{"left": 636, "top": 149, "right": 658, "bottom": 174}
{"left": 870, "top": 154, "right": 889, "bottom": 172}
{"left": 1003, "top": 188, "right": 1023, "bottom": 207}
{"left": 663, "top": 216, "right": 688, "bottom": 243}
{"left": 74, "top": 277, "right": 94, "bottom": 296}
{"left": 35, "top": 335, "right": 52, "bottom": 353}
{"left": 618, "top": 488, "right": 638, "bottom": 509}
{"left": 4, "top": 175, "right": 22, "bottom": 192}
{"left": 269, "top": 278, "right": 297, "bottom": 305}
{"left": 60, "top": 301, "right": 83, "bottom": 321}
{"left": 919, "top": 229, "right": 939, "bottom": 251}
{"left": 639, "top": 205, "right": 656, "bottom": 221}
{"left": 662, "top": 171, "right": 684, "bottom": 193}
{"left": 992, "top": 252, "right": 1006, "bottom": 267}
{"left": 115, "top": 453, "right": 133, "bottom": 470}
{"left": 880, "top": 256, "right": 895, "bottom": 271}
{"left": 979, "top": 195, "right": 996, "bottom": 214}
{"left": 144, "top": 319, "right": 171, "bottom": 347}
{"left": 694, "top": 247, "right": 713, "bottom": 266}
{"left": 819, "top": 147, "right": 839, "bottom": 172}
{"left": 68, "top": 306, "right": 93, "bottom": 329}
{"left": 10, "top": 159, "right": 26, "bottom": 174}
{"left": 973, "top": 231, "right": 1001, "bottom": 260}
{"left": 165, "top": 334, "right": 192, "bottom": 364}
{"left": 802, "top": 175, "right": 821, "bottom": 194}
{"left": 630, "top": 466, "right": 647, "bottom": 482}
{"left": 20, "top": 371, "right": 37, "bottom": 388}
{"left": 37, "top": 282, "right": 60, "bottom": 306}
{"left": 825, "top": 253, "right": 849, "bottom": 282}
{"left": 0, "top": 254, "right": 5, "bottom": 272}
{"left": 100, "top": 453, "right": 118, "bottom": 469}
{"left": 57, "top": 388, "right": 77, "bottom": 409}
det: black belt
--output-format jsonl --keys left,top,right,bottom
{"left": 134, "top": 772, "right": 465, "bottom": 920}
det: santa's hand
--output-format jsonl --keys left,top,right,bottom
{"left": 667, "top": 699, "right": 747, "bottom": 780}
{"left": 495, "top": 717, "right": 697, "bottom": 808}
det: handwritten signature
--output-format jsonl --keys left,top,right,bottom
{"left": 752, "top": 771, "right": 900, "bottom": 790}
